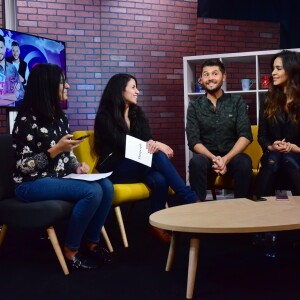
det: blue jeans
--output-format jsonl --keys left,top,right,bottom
{"left": 110, "top": 151, "right": 198, "bottom": 212}
{"left": 189, "top": 153, "right": 253, "bottom": 200}
{"left": 15, "top": 177, "right": 114, "bottom": 250}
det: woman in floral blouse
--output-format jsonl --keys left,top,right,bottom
{"left": 13, "top": 63, "right": 114, "bottom": 270}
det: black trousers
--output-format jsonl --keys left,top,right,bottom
{"left": 189, "top": 152, "right": 253, "bottom": 201}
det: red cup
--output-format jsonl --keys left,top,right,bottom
{"left": 261, "top": 76, "right": 269, "bottom": 89}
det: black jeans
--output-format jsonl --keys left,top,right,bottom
{"left": 256, "top": 151, "right": 300, "bottom": 197}
{"left": 189, "top": 152, "right": 253, "bottom": 201}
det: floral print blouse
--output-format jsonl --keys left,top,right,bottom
{"left": 13, "top": 111, "right": 79, "bottom": 184}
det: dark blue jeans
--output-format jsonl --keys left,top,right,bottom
{"left": 189, "top": 153, "right": 253, "bottom": 200}
{"left": 256, "top": 151, "right": 300, "bottom": 197}
{"left": 15, "top": 177, "right": 114, "bottom": 250}
{"left": 110, "top": 151, "right": 198, "bottom": 212}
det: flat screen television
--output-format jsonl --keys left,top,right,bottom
{"left": 0, "top": 28, "right": 67, "bottom": 109}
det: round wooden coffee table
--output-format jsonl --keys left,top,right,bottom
{"left": 149, "top": 196, "right": 300, "bottom": 299}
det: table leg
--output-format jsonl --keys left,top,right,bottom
{"left": 166, "top": 231, "right": 177, "bottom": 271}
{"left": 186, "top": 237, "right": 200, "bottom": 299}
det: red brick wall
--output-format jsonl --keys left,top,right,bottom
{"left": 195, "top": 18, "right": 280, "bottom": 125}
{"left": 100, "top": 1, "right": 280, "bottom": 176}
{"left": 0, "top": 0, "right": 280, "bottom": 177}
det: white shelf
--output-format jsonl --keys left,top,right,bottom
{"left": 183, "top": 48, "right": 300, "bottom": 181}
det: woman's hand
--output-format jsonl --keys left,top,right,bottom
{"left": 56, "top": 134, "right": 82, "bottom": 152}
{"left": 271, "top": 139, "right": 294, "bottom": 153}
{"left": 158, "top": 142, "right": 174, "bottom": 159}
{"left": 146, "top": 140, "right": 174, "bottom": 159}
{"left": 48, "top": 134, "right": 82, "bottom": 158}
{"left": 76, "top": 162, "right": 90, "bottom": 174}
{"left": 146, "top": 139, "right": 159, "bottom": 154}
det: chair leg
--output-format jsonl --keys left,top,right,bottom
{"left": 211, "top": 188, "right": 217, "bottom": 200}
{"left": 0, "top": 224, "right": 7, "bottom": 248}
{"left": 101, "top": 226, "right": 113, "bottom": 253}
{"left": 114, "top": 206, "right": 129, "bottom": 248}
{"left": 46, "top": 226, "right": 69, "bottom": 275}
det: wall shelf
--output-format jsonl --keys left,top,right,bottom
{"left": 183, "top": 48, "right": 300, "bottom": 181}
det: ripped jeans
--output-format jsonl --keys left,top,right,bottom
{"left": 261, "top": 151, "right": 300, "bottom": 173}
{"left": 256, "top": 151, "right": 300, "bottom": 197}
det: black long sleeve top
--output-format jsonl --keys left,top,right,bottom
{"left": 258, "top": 99, "right": 300, "bottom": 153}
{"left": 94, "top": 110, "right": 152, "bottom": 172}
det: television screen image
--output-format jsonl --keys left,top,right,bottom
{"left": 0, "top": 28, "right": 67, "bottom": 109}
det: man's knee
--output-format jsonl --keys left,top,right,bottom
{"left": 189, "top": 154, "right": 209, "bottom": 170}
{"left": 237, "top": 153, "right": 252, "bottom": 168}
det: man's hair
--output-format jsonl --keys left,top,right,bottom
{"left": 11, "top": 41, "right": 19, "bottom": 47}
{"left": 0, "top": 35, "right": 5, "bottom": 44}
{"left": 201, "top": 58, "right": 226, "bottom": 74}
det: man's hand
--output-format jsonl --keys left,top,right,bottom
{"left": 212, "top": 156, "right": 227, "bottom": 175}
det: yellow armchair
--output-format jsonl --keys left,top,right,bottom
{"left": 73, "top": 131, "right": 151, "bottom": 248}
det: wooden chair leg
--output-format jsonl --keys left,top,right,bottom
{"left": 46, "top": 226, "right": 69, "bottom": 275}
{"left": 101, "top": 226, "right": 113, "bottom": 253}
{"left": 0, "top": 224, "right": 7, "bottom": 248}
{"left": 114, "top": 206, "right": 129, "bottom": 248}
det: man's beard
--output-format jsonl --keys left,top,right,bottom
{"left": 202, "top": 81, "right": 223, "bottom": 93}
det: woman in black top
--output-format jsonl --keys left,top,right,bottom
{"left": 256, "top": 50, "right": 300, "bottom": 197}
{"left": 94, "top": 73, "right": 198, "bottom": 243}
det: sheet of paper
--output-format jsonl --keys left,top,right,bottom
{"left": 125, "top": 135, "right": 152, "bottom": 167}
{"left": 63, "top": 172, "right": 112, "bottom": 181}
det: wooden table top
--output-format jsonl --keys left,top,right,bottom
{"left": 149, "top": 197, "right": 300, "bottom": 234}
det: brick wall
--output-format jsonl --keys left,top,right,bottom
{"left": 0, "top": 0, "right": 280, "bottom": 177}
{"left": 195, "top": 18, "right": 280, "bottom": 125}
{"left": 100, "top": 1, "right": 280, "bottom": 176}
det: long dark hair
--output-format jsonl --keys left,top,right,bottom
{"left": 264, "top": 50, "right": 300, "bottom": 123}
{"left": 17, "top": 63, "right": 65, "bottom": 124}
{"left": 94, "top": 73, "right": 147, "bottom": 157}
